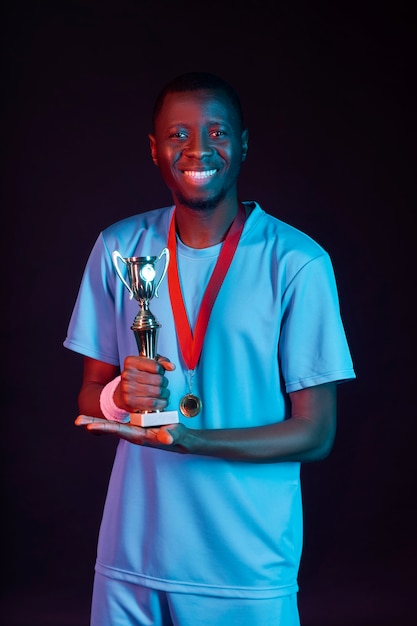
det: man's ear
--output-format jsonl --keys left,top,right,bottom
{"left": 241, "top": 128, "right": 249, "bottom": 162}
{"left": 149, "top": 134, "right": 158, "bottom": 166}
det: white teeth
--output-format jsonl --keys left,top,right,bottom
{"left": 184, "top": 169, "right": 216, "bottom": 179}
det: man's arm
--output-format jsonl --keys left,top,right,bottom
{"left": 167, "top": 382, "right": 337, "bottom": 463}
{"left": 77, "top": 357, "right": 119, "bottom": 418}
{"left": 78, "top": 355, "right": 175, "bottom": 417}
{"left": 76, "top": 356, "right": 337, "bottom": 464}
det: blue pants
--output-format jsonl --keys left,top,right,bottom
{"left": 91, "top": 572, "right": 301, "bottom": 626}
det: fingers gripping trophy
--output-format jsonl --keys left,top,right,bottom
{"left": 112, "top": 248, "right": 179, "bottom": 427}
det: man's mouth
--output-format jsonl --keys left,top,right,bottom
{"left": 183, "top": 169, "right": 217, "bottom": 180}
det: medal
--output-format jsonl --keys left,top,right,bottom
{"left": 167, "top": 204, "right": 246, "bottom": 418}
{"left": 180, "top": 394, "right": 202, "bottom": 418}
{"left": 179, "top": 370, "right": 202, "bottom": 417}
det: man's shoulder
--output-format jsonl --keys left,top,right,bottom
{"left": 102, "top": 205, "right": 173, "bottom": 236}
{"left": 245, "top": 201, "right": 328, "bottom": 258}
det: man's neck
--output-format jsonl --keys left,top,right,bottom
{"left": 174, "top": 201, "right": 241, "bottom": 249}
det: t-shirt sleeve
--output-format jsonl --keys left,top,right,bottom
{"left": 279, "top": 252, "right": 355, "bottom": 392}
{"left": 63, "top": 233, "right": 120, "bottom": 366}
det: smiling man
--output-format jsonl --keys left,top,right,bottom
{"left": 64, "top": 71, "right": 355, "bottom": 626}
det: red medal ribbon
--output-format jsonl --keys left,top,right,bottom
{"left": 167, "top": 203, "right": 246, "bottom": 370}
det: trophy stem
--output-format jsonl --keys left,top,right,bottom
{"left": 132, "top": 327, "right": 159, "bottom": 359}
{"left": 131, "top": 308, "right": 161, "bottom": 359}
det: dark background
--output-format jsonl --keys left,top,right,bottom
{"left": 1, "top": 2, "right": 415, "bottom": 625}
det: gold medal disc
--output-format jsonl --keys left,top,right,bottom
{"left": 179, "top": 394, "right": 202, "bottom": 418}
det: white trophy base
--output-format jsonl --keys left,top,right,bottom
{"left": 129, "top": 410, "right": 179, "bottom": 427}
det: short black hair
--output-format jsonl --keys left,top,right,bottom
{"left": 152, "top": 71, "right": 245, "bottom": 131}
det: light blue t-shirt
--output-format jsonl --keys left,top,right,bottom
{"left": 64, "top": 202, "right": 355, "bottom": 598}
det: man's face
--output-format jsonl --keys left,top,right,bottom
{"left": 149, "top": 89, "right": 248, "bottom": 211}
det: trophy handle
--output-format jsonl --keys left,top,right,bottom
{"left": 111, "top": 250, "right": 134, "bottom": 300}
{"left": 154, "top": 247, "right": 170, "bottom": 298}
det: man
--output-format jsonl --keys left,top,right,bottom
{"left": 65, "top": 71, "right": 355, "bottom": 625}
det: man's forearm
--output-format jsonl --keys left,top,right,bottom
{"left": 167, "top": 416, "right": 335, "bottom": 463}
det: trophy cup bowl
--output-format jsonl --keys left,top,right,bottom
{"left": 112, "top": 248, "right": 179, "bottom": 427}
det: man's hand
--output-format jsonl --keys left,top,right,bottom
{"left": 75, "top": 414, "right": 186, "bottom": 449}
{"left": 114, "top": 355, "right": 176, "bottom": 414}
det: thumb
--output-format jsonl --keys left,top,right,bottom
{"left": 156, "top": 426, "right": 175, "bottom": 445}
{"left": 156, "top": 355, "right": 176, "bottom": 371}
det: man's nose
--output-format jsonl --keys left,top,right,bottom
{"left": 185, "top": 132, "right": 213, "bottom": 157}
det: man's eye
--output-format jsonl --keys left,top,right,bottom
{"left": 170, "top": 131, "right": 187, "bottom": 139}
{"left": 211, "top": 130, "right": 226, "bottom": 138}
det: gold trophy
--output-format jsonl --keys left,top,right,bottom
{"left": 112, "top": 249, "right": 179, "bottom": 427}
